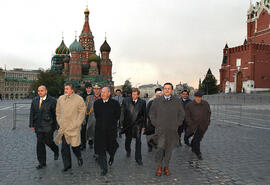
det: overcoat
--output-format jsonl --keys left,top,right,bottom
{"left": 54, "top": 94, "right": 86, "bottom": 147}
{"left": 85, "top": 95, "right": 99, "bottom": 140}
{"left": 94, "top": 98, "right": 121, "bottom": 156}
{"left": 185, "top": 100, "right": 211, "bottom": 139}
{"left": 149, "top": 96, "right": 185, "bottom": 149}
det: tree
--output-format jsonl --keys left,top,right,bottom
{"left": 200, "top": 74, "right": 219, "bottom": 95}
{"left": 122, "top": 80, "right": 132, "bottom": 96}
{"left": 31, "top": 70, "right": 65, "bottom": 98}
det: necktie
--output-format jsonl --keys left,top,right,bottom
{"left": 39, "top": 99, "right": 43, "bottom": 109}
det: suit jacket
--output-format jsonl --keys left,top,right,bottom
{"left": 120, "top": 97, "right": 146, "bottom": 137}
{"left": 29, "top": 95, "right": 57, "bottom": 132}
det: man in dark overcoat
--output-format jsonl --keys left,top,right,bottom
{"left": 149, "top": 83, "right": 185, "bottom": 176}
{"left": 94, "top": 87, "right": 121, "bottom": 176}
{"left": 120, "top": 88, "right": 146, "bottom": 165}
{"left": 29, "top": 85, "right": 59, "bottom": 169}
{"left": 185, "top": 91, "right": 211, "bottom": 160}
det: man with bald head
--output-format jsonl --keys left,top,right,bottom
{"left": 94, "top": 87, "right": 121, "bottom": 176}
{"left": 29, "top": 85, "right": 59, "bottom": 170}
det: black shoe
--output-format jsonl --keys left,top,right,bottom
{"left": 126, "top": 152, "right": 131, "bottom": 158}
{"left": 54, "top": 152, "right": 59, "bottom": 160}
{"left": 197, "top": 153, "right": 203, "bottom": 160}
{"left": 78, "top": 158, "right": 83, "bottom": 166}
{"left": 62, "top": 166, "right": 71, "bottom": 172}
{"left": 108, "top": 156, "right": 114, "bottom": 166}
{"left": 100, "top": 169, "right": 108, "bottom": 176}
{"left": 36, "top": 164, "right": 46, "bottom": 169}
{"left": 136, "top": 160, "right": 143, "bottom": 165}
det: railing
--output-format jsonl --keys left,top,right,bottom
{"left": 12, "top": 103, "right": 31, "bottom": 130}
{"left": 204, "top": 94, "right": 270, "bottom": 105}
{"left": 210, "top": 104, "right": 242, "bottom": 124}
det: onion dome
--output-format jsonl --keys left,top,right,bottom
{"left": 84, "top": 7, "right": 89, "bottom": 14}
{"left": 224, "top": 43, "right": 228, "bottom": 49}
{"left": 89, "top": 51, "right": 100, "bottom": 62}
{"left": 100, "top": 40, "right": 111, "bottom": 52}
{"left": 55, "top": 40, "right": 70, "bottom": 55}
{"left": 69, "top": 39, "right": 83, "bottom": 53}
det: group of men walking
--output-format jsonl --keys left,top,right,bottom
{"left": 29, "top": 81, "right": 211, "bottom": 176}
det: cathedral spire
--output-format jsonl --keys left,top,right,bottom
{"left": 81, "top": 5, "right": 91, "bottom": 34}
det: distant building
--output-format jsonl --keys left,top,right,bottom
{"left": 138, "top": 83, "right": 162, "bottom": 98}
{"left": 51, "top": 6, "right": 114, "bottom": 90}
{"left": 175, "top": 82, "right": 195, "bottom": 96}
{"left": 0, "top": 68, "right": 40, "bottom": 99}
{"left": 220, "top": 0, "right": 270, "bottom": 93}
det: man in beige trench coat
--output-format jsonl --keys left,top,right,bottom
{"left": 54, "top": 82, "right": 86, "bottom": 172}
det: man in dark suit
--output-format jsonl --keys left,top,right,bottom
{"left": 178, "top": 89, "right": 192, "bottom": 146}
{"left": 29, "top": 85, "right": 59, "bottom": 169}
{"left": 94, "top": 87, "right": 121, "bottom": 176}
{"left": 120, "top": 88, "right": 146, "bottom": 165}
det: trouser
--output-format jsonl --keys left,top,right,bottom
{"left": 98, "top": 155, "right": 108, "bottom": 172}
{"left": 125, "top": 128, "right": 142, "bottom": 161}
{"left": 61, "top": 136, "right": 81, "bottom": 168}
{"left": 146, "top": 135, "right": 153, "bottom": 149}
{"left": 81, "top": 115, "right": 89, "bottom": 147}
{"left": 36, "top": 131, "right": 59, "bottom": 165}
{"left": 191, "top": 128, "right": 202, "bottom": 155}
{"left": 155, "top": 144, "right": 174, "bottom": 167}
{"left": 178, "top": 122, "right": 188, "bottom": 139}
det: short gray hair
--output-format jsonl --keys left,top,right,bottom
{"left": 102, "top": 87, "right": 111, "bottom": 93}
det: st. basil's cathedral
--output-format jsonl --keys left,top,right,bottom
{"left": 51, "top": 6, "right": 113, "bottom": 88}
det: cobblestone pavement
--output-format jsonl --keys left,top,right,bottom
{"left": 0, "top": 100, "right": 270, "bottom": 185}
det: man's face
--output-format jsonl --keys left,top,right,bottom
{"left": 93, "top": 88, "right": 101, "bottom": 96}
{"left": 116, "top": 91, "right": 121, "bottom": 96}
{"left": 163, "top": 85, "right": 173, "bottom": 97}
{"left": 64, "top": 85, "right": 74, "bottom": 96}
{"left": 132, "top": 91, "right": 139, "bottom": 100}
{"left": 181, "top": 91, "right": 189, "bottom": 99}
{"left": 86, "top": 87, "right": 92, "bottom": 94}
{"left": 38, "top": 86, "right": 47, "bottom": 98}
{"left": 101, "top": 88, "right": 110, "bottom": 100}
{"left": 194, "top": 96, "right": 202, "bottom": 103}
{"left": 156, "top": 92, "right": 162, "bottom": 98}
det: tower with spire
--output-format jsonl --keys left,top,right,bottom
{"left": 50, "top": 6, "right": 114, "bottom": 88}
{"left": 219, "top": 0, "right": 270, "bottom": 94}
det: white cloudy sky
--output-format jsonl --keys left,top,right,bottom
{"left": 0, "top": 0, "right": 252, "bottom": 88}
